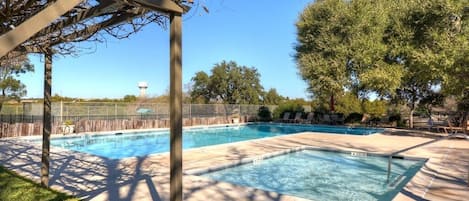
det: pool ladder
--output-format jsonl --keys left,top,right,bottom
{"left": 386, "top": 132, "right": 460, "bottom": 183}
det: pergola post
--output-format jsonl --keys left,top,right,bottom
{"left": 169, "top": 13, "right": 183, "bottom": 201}
{"left": 41, "top": 50, "right": 53, "bottom": 187}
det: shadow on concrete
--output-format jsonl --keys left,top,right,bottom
{"left": 0, "top": 139, "right": 165, "bottom": 201}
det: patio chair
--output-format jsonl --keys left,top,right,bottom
{"left": 330, "top": 113, "right": 345, "bottom": 125}
{"left": 300, "top": 112, "right": 315, "bottom": 124}
{"left": 322, "top": 114, "right": 332, "bottom": 125}
{"left": 436, "top": 118, "right": 465, "bottom": 134}
{"left": 291, "top": 112, "right": 303, "bottom": 123}
{"left": 280, "top": 112, "right": 291, "bottom": 123}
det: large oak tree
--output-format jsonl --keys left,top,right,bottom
{"left": 296, "top": 0, "right": 469, "bottom": 127}
{"left": 190, "top": 60, "right": 264, "bottom": 104}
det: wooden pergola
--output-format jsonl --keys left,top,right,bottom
{"left": 0, "top": 0, "right": 190, "bottom": 200}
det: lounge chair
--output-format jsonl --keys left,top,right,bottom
{"left": 291, "top": 112, "right": 303, "bottom": 123}
{"left": 280, "top": 112, "right": 291, "bottom": 123}
{"left": 436, "top": 118, "right": 465, "bottom": 134}
{"left": 330, "top": 114, "right": 345, "bottom": 125}
{"left": 300, "top": 112, "right": 315, "bottom": 124}
{"left": 322, "top": 114, "right": 332, "bottom": 124}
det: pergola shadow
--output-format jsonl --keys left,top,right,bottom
{"left": 0, "top": 139, "right": 167, "bottom": 200}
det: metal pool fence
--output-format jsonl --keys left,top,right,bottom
{"left": 1, "top": 102, "right": 278, "bottom": 123}
{"left": 0, "top": 103, "right": 279, "bottom": 137}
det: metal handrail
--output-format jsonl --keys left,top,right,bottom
{"left": 386, "top": 132, "right": 460, "bottom": 183}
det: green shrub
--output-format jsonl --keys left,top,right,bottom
{"left": 345, "top": 112, "right": 363, "bottom": 123}
{"left": 258, "top": 106, "right": 272, "bottom": 122}
{"left": 273, "top": 102, "right": 304, "bottom": 119}
{"left": 389, "top": 113, "right": 401, "bottom": 122}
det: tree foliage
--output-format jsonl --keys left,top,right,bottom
{"left": 295, "top": 0, "right": 403, "bottom": 100}
{"left": 0, "top": 52, "right": 34, "bottom": 111}
{"left": 263, "top": 88, "right": 284, "bottom": 105}
{"left": 257, "top": 106, "right": 272, "bottom": 121}
{"left": 190, "top": 61, "right": 264, "bottom": 104}
{"left": 296, "top": 0, "right": 469, "bottom": 126}
{"left": 123, "top": 95, "right": 138, "bottom": 102}
{"left": 272, "top": 100, "right": 305, "bottom": 119}
{"left": 362, "top": 99, "right": 388, "bottom": 118}
{"left": 334, "top": 92, "right": 362, "bottom": 116}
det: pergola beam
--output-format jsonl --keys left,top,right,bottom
{"left": 0, "top": 0, "right": 84, "bottom": 58}
{"left": 121, "top": 0, "right": 183, "bottom": 14}
{"left": 50, "top": 12, "right": 144, "bottom": 46}
{"left": 35, "top": 0, "right": 121, "bottom": 38}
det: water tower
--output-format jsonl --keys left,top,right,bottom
{"left": 138, "top": 81, "right": 148, "bottom": 97}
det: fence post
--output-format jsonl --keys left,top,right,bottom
{"left": 189, "top": 103, "right": 192, "bottom": 126}
{"left": 156, "top": 104, "right": 159, "bottom": 119}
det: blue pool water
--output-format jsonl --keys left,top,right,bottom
{"left": 200, "top": 149, "right": 424, "bottom": 201}
{"left": 41, "top": 124, "right": 383, "bottom": 159}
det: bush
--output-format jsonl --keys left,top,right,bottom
{"left": 273, "top": 102, "right": 304, "bottom": 119}
{"left": 345, "top": 112, "right": 363, "bottom": 123}
{"left": 313, "top": 111, "right": 324, "bottom": 122}
{"left": 258, "top": 106, "right": 272, "bottom": 122}
{"left": 389, "top": 113, "right": 401, "bottom": 122}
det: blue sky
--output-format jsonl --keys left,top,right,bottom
{"left": 20, "top": 0, "right": 312, "bottom": 99}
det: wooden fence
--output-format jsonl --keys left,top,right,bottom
{"left": 0, "top": 116, "right": 253, "bottom": 138}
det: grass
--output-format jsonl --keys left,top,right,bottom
{"left": 0, "top": 166, "right": 79, "bottom": 201}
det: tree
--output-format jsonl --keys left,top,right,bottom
{"left": 295, "top": 0, "right": 403, "bottom": 101}
{"left": 419, "top": 92, "right": 445, "bottom": 117}
{"left": 296, "top": 0, "right": 469, "bottom": 128}
{"left": 362, "top": 99, "right": 388, "bottom": 119}
{"left": 263, "top": 88, "right": 284, "bottom": 105}
{"left": 334, "top": 92, "right": 362, "bottom": 116}
{"left": 0, "top": 52, "right": 34, "bottom": 112}
{"left": 190, "top": 71, "right": 211, "bottom": 103}
{"left": 190, "top": 61, "right": 264, "bottom": 104}
{"left": 123, "top": 95, "right": 137, "bottom": 102}
{"left": 272, "top": 100, "right": 305, "bottom": 119}
{"left": 384, "top": 0, "right": 469, "bottom": 127}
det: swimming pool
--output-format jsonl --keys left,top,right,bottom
{"left": 199, "top": 148, "right": 425, "bottom": 201}
{"left": 39, "top": 123, "right": 383, "bottom": 159}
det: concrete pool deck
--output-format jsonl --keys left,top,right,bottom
{"left": 0, "top": 128, "right": 468, "bottom": 201}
